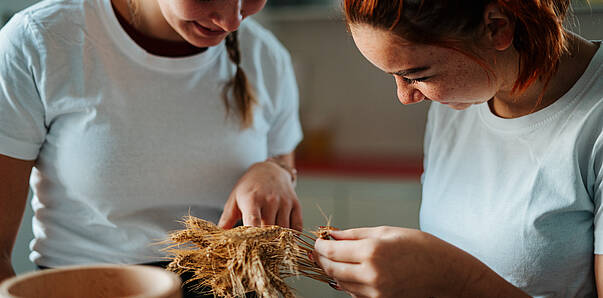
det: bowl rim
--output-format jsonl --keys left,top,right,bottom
{"left": 0, "top": 264, "right": 182, "bottom": 298}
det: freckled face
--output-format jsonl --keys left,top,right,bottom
{"left": 156, "top": 0, "right": 266, "bottom": 47}
{"left": 350, "top": 24, "right": 500, "bottom": 110}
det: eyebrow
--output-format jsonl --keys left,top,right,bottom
{"left": 389, "top": 66, "right": 430, "bottom": 76}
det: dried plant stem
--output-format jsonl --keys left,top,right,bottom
{"left": 161, "top": 216, "right": 336, "bottom": 298}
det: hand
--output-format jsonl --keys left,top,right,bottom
{"left": 314, "top": 227, "right": 468, "bottom": 298}
{"left": 218, "top": 161, "right": 303, "bottom": 231}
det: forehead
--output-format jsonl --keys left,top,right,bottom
{"left": 349, "top": 24, "right": 448, "bottom": 73}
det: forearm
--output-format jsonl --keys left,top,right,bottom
{"left": 0, "top": 155, "right": 34, "bottom": 283}
{"left": 0, "top": 254, "right": 16, "bottom": 283}
{"left": 442, "top": 242, "right": 529, "bottom": 298}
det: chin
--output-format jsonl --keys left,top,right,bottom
{"left": 179, "top": 25, "right": 228, "bottom": 48}
{"left": 182, "top": 35, "right": 226, "bottom": 48}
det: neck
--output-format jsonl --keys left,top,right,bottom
{"left": 489, "top": 32, "right": 598, "bottom": 118}
{"left": 112, "top": 0, "right": 184, "bottom": 42}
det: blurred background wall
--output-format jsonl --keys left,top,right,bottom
{"left": 2, "top": 1, "right": 602, "bottom": 296}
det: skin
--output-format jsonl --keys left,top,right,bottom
{"left": 112, "top": 0, "right": 266, "bottom": 46}
{"left": 1, "top": 0, "right": 301, "bottom": 283}
{"left": 0, "top": 156, "right": 33, "bottom": 283}
{"left": 315, "top": 3, "right": 601, "bottom": 297}
{"left": 349, "top": 5, "right": 597, "bottom": 119}
{"left": 218, "top": 154, "right": 303, "bottom": 231}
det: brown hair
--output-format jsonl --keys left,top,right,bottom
{"left": 343, "top": 0, "right": 570, "bottom": 95}
{"left": 223, "top": 31, "right": 257, "bottom": 129}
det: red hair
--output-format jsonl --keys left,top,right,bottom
{"left": 343, "top": 0, "right": 569, "bottom": 95}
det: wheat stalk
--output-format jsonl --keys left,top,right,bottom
{"left": 161, "top": 216, "right": 336, "bottom": 298}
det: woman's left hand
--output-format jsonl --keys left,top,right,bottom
{"left": 217, "top": 158, "right": 302, "bottom": 231}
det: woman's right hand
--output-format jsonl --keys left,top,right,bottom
{"left": 314, "top": 227, "right": 529, "bottom": 298}
{"left": 314, "top": 226, "right": 458, "bottom": 297}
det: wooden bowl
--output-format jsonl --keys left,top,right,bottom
{"left": 0, "top": 264, "right": 181, "bottom": 298}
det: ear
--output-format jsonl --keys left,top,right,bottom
{"left": 483, "top": 3, "right": 514, "bottom": 51}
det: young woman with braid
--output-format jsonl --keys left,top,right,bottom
{"left": 0, "top": 0, "right": 302, "bottom": 295}
{"left": 314, "top": 0, "right": 602, "bottom": 297}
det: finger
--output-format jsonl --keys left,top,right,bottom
{"left": 289, "top": 199, "right": 303, "bottom": 231}
{"left": 237, "top": 196, "right": 262, "bottom": 227}
{"left": 316, "top": 254, "right": 365, "bottom": 284}
{"left": 337, "top": 280, "right": 375, "bottom": 298}
{"left": 275, "top": 200, "right": 292, "bottom": 229}
{"left": 327, "top": 227, "right": 379, "bottom": 240}
{"left": 218, "top": 199, "right": 241, "bottom": 229}
{"left": 315, "top": 238, "right": 368, "bottom": 263}
{"left": 260, "top": 196, "right": 278, "bottom": 227}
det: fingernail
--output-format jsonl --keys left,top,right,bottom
{"left": 328, "top": 281, "right": 341, "bottom": 290}
{"left": 307, "top": 251, "right": 315, "bottom": 264}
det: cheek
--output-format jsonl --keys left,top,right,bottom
{"left": 428, "top": 67, "right": 495, "bottom": 101}
{"left": 164, "top": 0, "right": 206, "bottom": 20}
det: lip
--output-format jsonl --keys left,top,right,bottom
{"left": 191, "top": 22, "right": 227, "bottom": 37}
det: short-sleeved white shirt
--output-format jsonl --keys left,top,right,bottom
{"left": 0, "top": 0, "right": 302, "bottom": 267}
{"left": 421, "top": 43, "right": 603, "bottom": 296}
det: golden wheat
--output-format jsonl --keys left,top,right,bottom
{"left": 161, "top": 216, "right": 336, "bottom": 298}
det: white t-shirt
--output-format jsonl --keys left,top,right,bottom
{"left": 421, "top": 43, "right": 603, "bottom": 297}
{"left": 0, "top": 0, "right": 302, "bottom": 267}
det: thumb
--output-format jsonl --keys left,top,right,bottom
{"left": 218, "top": 199, "right": 242, "bottom": 229}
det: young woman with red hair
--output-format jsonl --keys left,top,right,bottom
{"left": 314, "top": 0, "right": 602, "bottom": 296}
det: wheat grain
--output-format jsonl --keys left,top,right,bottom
{"left": 161, "top": 216, "right": 336, "bottom": 298}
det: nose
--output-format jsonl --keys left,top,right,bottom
{"left": 211, "top": 0, "right": 243, "bottom": 32}
{"left": 394, "top": 76, "right": 424, "bottom": 105}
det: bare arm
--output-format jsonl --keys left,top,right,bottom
{"left": 0, "top": 154, "right": 34, "bottom": 283}
{"left": 595, "top": 255, "right": 603, "bottom": 297}
{"left": 315, "top": 227, "right": 529, "bottom": 297}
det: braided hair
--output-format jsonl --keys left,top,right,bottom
{"left": 223, "top": 31, "right": 257, "bottom": 129}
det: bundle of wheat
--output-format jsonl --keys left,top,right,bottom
{"left": 161, "top": 216, "right": 335, "bottom": 298}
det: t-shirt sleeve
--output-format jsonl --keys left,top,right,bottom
{"left": 0, "top": 12, "right": 47, "bottom": 160}
{"left": 266, "top": 49, "right": 303, "bottom": 157}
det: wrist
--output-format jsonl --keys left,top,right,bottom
{"left": 265, "top": 157, "right": 297, "bottom": 187}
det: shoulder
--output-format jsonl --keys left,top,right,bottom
{"left": 5, "top": 0, "right": 96, "bottom": 47}
{"left": 573, "top": 43, "right": 603, "bottom": 123}
{"left": 13, "top": 0, "right": 89, "bottom": 29}
{"left": 237, "top": 18, "right": 293, "bottom": 68}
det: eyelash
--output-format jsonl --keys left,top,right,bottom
{"left": 402, "top": 76, "right": 431, "bottom": 84}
